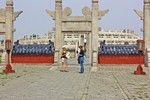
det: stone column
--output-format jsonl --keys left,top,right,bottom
{"left": 5, "top": 0, "right": 14, "bottom": 63}
{"left": 89, "top": 32, "right": 92, "bottom": 65}
{"left": 54, "top": 0, "right": 63, "bottom": 64}
{"left": 79, "top": 34, "right": 84, "bottom": 46}
{"left": 75, "top": 41, "right": 78, "bottom": 58}
{"left": 91, "top": 0, "right": 99, "bottom": 66}
{"left": 86, "top": 32, "right": 90, "bottom": 58}
{"left": 5, "top": 0, "right": 13, "bottom": 45}
{"left": 144, "top": 0, "right": 150, "bottom": 67}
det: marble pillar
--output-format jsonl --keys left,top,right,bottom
{"left": 91, "top": 0, "right": 99, "bottom": 66}
{"left": 79, "top": 34, "right": 84, "bottom": 47}
{"left": 5, "top": 0, "right": 13, "bottom": 46}
{"left": 5, "top": 0, "right": 14, "bottom": 63}
{"left": 144, "top": 0, "right": 150, "bottom": 67}
{"left": 54, "top": 0, "right": 63, "bottom": 64}
{"left": 86, "top": 32, "right": 90, "bottom": 58}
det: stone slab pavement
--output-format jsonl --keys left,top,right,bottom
{"left": 0, "top": 64, "right": 150, "bottom": 100}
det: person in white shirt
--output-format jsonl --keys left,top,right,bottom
{"left": 60, "top": 46, "right": 69, "bottom": 72}
{"left": 76, "top": 46, "right": 80, "bottom": 64}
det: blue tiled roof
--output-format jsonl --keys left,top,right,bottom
{"left": 12, "top": 40, "right": 55, "bottom": 55}
{"left": 99, "top": 41, "right": 142, "bottom": 55}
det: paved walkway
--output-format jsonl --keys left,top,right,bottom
{"left": 0, "top": 64, "right": 150, "bottom": 100}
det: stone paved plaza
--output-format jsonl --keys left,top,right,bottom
{"left": 0, "top": 63, "right": 150, "bottom": 100}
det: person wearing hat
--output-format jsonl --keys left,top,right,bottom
{"left": 60, "top": 46, "right": 69, "bottom": 72}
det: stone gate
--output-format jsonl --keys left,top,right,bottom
{"left": 46, "top": 0, "right": 109, "bottom": 66}
{"left": 1, "top": 0, "right": 150, "bottom": 67}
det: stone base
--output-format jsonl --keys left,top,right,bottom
{"left": 1, "top": 51, "right": 7, "bottom": 63}
{"left": 92, "top": 50, "right": 98, "bottom": 66}
{"left": 54, "top": 51, "right": 59, "bottom": 64}
{"left": 49, "top": 66, "right": 59, "bottom": 71}
{"left": 145, "top": 48, "right": 150, "bottom": 67}
{"left": 91, "top": 66, "right": 97, "bottom": 72}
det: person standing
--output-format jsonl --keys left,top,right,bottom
{"left": 79, "top": 46, "right": 85, "bottom": 73}
{"left": 60, "top": 46, "right": 69, "bottom": 72}
{"left": 84, "top": 38, "right": 87, "bottom": 52}
{"left": 77, "top": 46, "right": 80, "bottom": 64}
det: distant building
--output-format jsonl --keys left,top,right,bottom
{"left": 98, "top": 29, "right": 143, "bottom": 45}
{"left": 0, "top": 29, "right": 143, "bottom": 58}
{"left": 19, "top": 29, "right": 143, "bottom": 48}
{"left": 0, "top": 29, "right": 143, "bottom": 51}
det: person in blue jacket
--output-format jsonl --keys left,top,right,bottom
{"left": 79, "top": 46, "right": 85, "bottom": 73}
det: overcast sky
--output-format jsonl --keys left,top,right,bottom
{"left": 0, "top": 0, "right": 143, "bottom": 41}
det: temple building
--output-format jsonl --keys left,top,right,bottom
{"left": 0, "top": 28, "right": 143, "bottom": 58}
{"left": 18, "top": 28, "right": 142, "bottom": 48}
{"left": 0, "top": 28, "right": 143, "bottom": 51}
